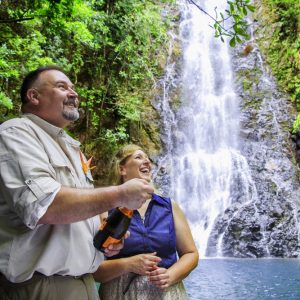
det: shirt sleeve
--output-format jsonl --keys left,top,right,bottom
{"left": 0, "top": 124, "right": 61, "bottom": 229}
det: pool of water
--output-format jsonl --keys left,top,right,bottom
{"left": 184, "top": 258, "right": 300, "bottom": 300}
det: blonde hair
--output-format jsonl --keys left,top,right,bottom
{"left": 110, "top": 144, "right": 145, "bottom": 185}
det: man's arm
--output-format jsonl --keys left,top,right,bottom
{"left": 38, "top": 178, "right": 153, "bottom": 224}
{"left": 0, "top": 123, "right": 153, "bottom": 227}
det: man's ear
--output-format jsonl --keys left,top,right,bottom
{"left": 26, "top": 88, "right": 40, "bottom": 105}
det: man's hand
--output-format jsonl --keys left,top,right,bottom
{"left": 119, "top": 178, "right": 154, "bottom": 209}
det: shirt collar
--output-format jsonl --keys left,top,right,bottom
{"left": 23, "top": 113, "right": 80, "bottom": 147}
{"left": 151, "top": 193, "right": 166, "bottom": 205}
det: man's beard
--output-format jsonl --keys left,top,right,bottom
{"left": 63, "top": 98, "right": 80, "bottom": 121}
{"left": 62, "top": 109, "right": 80, "bottom": 121}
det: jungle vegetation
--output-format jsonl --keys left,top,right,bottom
{"left": 0, "top": 0, "right": 176, "bottom": 182}
{"left": 0, "top": 0, "right": 299, "bottom": 181}
{"left": 255, "top": 0, "right": 300, "bottom": 132}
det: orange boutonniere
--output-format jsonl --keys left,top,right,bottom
{"left": 80, "top": 151, "right": 96, "bottom": 177}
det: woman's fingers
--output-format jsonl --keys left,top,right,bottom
{"left": 148, "top": 268, "right": 170, "bottom": 289}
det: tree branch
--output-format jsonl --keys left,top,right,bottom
{"left": 187, "top": 0, "right": 229, "bottom": 34}
{"left": 0, "top": 17, "right": 34, "bottom": 24}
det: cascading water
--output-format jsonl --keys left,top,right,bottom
{"left": 153, "top": 0, "right": 300, "bottom": 258}
{"left": 174, "top": 0, "right": 259, "bottom": 258}
{"left": 153, "top": 0, "right": 257, "bottom": 258}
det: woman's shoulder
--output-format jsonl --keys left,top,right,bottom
{"left": 152, "top": 193, "right": 172, "bottom": 206}
{"left": 152, "top": 194, "right": 183, "bottom": 215}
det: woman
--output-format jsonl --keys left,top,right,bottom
{"left": 94, "top": 144, "right": 199, "bottom": 300}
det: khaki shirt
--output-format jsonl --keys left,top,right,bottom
{"left": 0, "top": 114, "right": 103, "bottom": 282}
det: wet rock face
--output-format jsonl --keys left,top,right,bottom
{"left": 154, "top": 44, "right": 300, "bottom": 258}
{"left": 205, "top": 44, "right": 300, "bottom": 258}
{"left": 291, "top": 132, "right": 300, "bottom": 165}
{"left": 153, "top": 2, "right": 300, "bottom": 258}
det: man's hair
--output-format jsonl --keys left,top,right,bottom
{"left": 20, "top": 65, "right": 64, "bottom": 104}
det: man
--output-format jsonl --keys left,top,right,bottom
{"left": 0, "top": 66, "right": 154, "bottom": 299}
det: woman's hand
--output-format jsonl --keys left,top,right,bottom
{"left": 103, "top": 231, "right": 130, "bottom": 257}
{"left": 148, "top": 267, "right": 171, "bottom": 289}
{"left": 127, "top": 252, "right": 161, "bottom": 275}
{"left": 103, "top": 240, "right": 124, "bottom": 257}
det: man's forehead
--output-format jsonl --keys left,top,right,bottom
{"left": 38, "top": 70, "right": 72, "bottom": 85}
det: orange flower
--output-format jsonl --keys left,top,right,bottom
{"left": 80, "top": 151, "right": 96, "bottom": 175}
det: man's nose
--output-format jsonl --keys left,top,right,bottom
{"left": 68, "top": 87, "right": 78, "bottom": 97}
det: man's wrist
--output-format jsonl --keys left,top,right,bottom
{"left": 115, "top": 184, "right": 125, "bottom": 207}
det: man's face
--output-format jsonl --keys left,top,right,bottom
{"left": 32, "top": 70, "right": 79, "bottom": 128}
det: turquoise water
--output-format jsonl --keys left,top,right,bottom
{"left": 185, "top": 259, "right": 300, "bottom": 300}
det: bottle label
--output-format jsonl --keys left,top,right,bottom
{"left": 99, "top": 219, "right": 107, "bottom": 231}
{"left": 102, "top": 236, "right": 122, "bottom": 248}
{"left": 119, "top": 207, "right": 133, "bottom": 218}
{"left": 93, "top": 207, "right": 132, "bottom": 252}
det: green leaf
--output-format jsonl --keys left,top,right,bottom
{"left": 246, "top": 5, "right": 256, "bottom": 12}
{"left": 292, "top": 114, "right": 300, "bottom": 133}
{"left": 229, "top": 37, "right": 236, "bottom": 47}
{"left": 236, "top": 35, "right": 242, "bottom": 43}
{"left": 0, "top": 91, "right": 13, "bottom": 109}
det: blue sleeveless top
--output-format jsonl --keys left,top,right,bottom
{"left": 108, "top": 193, "right": 177, "bottom": 268}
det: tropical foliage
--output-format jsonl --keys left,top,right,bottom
{"left": 258, "top": 0, "right": 300, "bottom": 132}
{"left": 0, "top": 0, "right": 174, "bottom": 170}
{"left": 1, "top": 0, "right": 298, "bottom": 178}
{"left": 189, "top": 0, "right": 255, "bottom": 47}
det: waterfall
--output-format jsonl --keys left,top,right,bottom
{"left": 153, "top": 0, "right": 300, "bottom": 258}
{"left": 153, "top": 0, "right": 257, "bottom": 258}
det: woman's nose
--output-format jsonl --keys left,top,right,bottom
{"left": 144, "top": 157, "right": 151, "bottom": 164}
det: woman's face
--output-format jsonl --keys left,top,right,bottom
{"left": 120, "top": 150, "right": 152, "bottom": 183}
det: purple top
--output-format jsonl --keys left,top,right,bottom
{"left": 108, "top": 193, "right": 177, "bottom": 268}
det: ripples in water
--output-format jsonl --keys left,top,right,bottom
{"left": 185, "top": 258, "right": 300, "bottom": 300}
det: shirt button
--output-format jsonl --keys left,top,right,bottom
{"left": 27, "top": 179, "right": 32, "bottom": 185}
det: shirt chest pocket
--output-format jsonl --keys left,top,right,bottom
{"left": 49, "top": 156, "right": 77, "bottom": 187}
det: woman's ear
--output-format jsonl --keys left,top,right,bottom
{"left": 120, "top": 165, "right": 126, "bottom": 176}
{"left": 26, "top": 88, "right": 40, "bottom": 106}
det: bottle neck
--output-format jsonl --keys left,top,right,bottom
{"left": 119, "top": 207, "right": 133, "bottom": 218}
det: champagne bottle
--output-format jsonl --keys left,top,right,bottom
{"left": 93, "top": 207, "right": 133, "bottom": 253}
